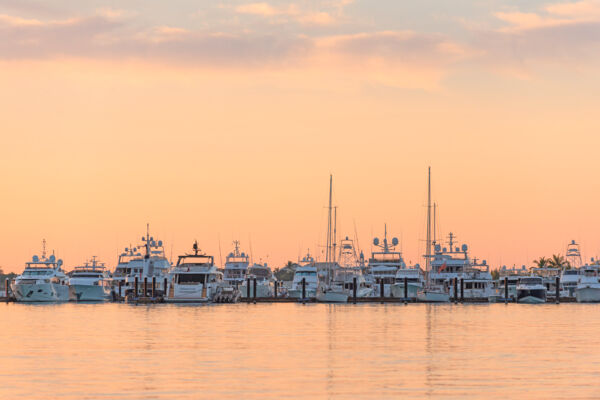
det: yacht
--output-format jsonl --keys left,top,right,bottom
{"left": 368, "top": 226, "right": 404, "bottom": 297}
{"left": 326, "top": 236, "right": 372, "bottom": 298}
{"left": 241, "top": 262, "right": 274, "bottom": 298}
{"left": 288, "top": 251, "right": 318, "bottom": 299}
{"left": 560, "top": 269, "right": 581, "bottom": 297}
{"left": 12, "top": 240, "right": 69, "bottom": 302}
{"left": 223, "top": 241, "right": 249, "bottom": 288}
{"left": 575, "top": 267, "right": 600, "bottom": 303}
{"left": 498, "top": 265, "right": 529, "bottom": 300}
{"left": 68, "top": 256, "right": 111, "bottom": 301}
{"left": 112, "top": 225, "right": 171, "bottom": 297}
{"left": 391, "top": 265, "right": 425, "bottom": 299}
{"left": 531, "top": 266, "right": 569, "bottom": 299}
{"left": 166, "top": 242, "right": 222, "bottom": 303}
{"left": 516, "top": 276, "right": 547, "bottom": 304}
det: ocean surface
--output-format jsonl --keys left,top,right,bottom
{"left": 1, "top": 302, "right": 599, "bottom": 399}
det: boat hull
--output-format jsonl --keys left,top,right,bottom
{"left": 288, "top": 288, "right": 316, "bottom": 299}
{"left": 417, "top": 290, "right": 450, "bottom": 303}
{"left": 12, "top": 282, "right": 69, "bottom": 302}
{"left": 575, "top": 286, "right": 600, "bottom": 303}
{"left": 240, "top": 282, "right": 273, "bottom": 298}
{"left": 316, "top": 290, "right": 349, "bottom": 303}
{"left": 390, "top": 283, "right": 421, "bottom": 299}
{"left": 69, "top": 285, "right": 109, "bottom": 301}
{"left": 517, "top": 289, "right": 546, "bottom": 304}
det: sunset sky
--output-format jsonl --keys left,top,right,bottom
{"left": 1, "top": 0, "right": 600, "bottom": 273}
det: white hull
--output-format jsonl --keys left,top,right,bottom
{"left": 575, "top": 287, "right": 600, "bottom": 303}
{"left": 390, "top": 283, "right": 421, "bottom": 299}
{"left": 240, "top": 282, "right": 273, "bottom": 298}
{"left": 518, "top": 296, "right": 546, "bottom": 304}
{"left": 166, "top": 283, "right": 212, "bottom": 303}
{"left": 316, "top": 290, "right": 349, "bottom": 303}
{"left": 288, "top": 288, "right": 316, "bottom": 299}
{"left": 12, "top": 283, "right": 69, "bottom": 302}
{"left": 69, "top": 285, "right": 109, "bottom": 301}
{"left": 417, "top": 290, "right": 450, "bottom": 303}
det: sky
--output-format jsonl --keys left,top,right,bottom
{"left": 1, "top": 0, "right": 600, "bottom": 273}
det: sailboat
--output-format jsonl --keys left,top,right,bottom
{"left": 416, "top": 167, "right": 450, "bottom": 303}
{"left": 316, "top": 175, "right": 349, "bottom": 303}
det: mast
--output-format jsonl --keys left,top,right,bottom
{"left": 326, "top": 175, "right": 333, "bottom": 283}
{"left": 333, "top": 206, "right": 337, "bottom": 264}
{"left": 426, "top": 167, "right": 432, "bottom": 272}
{"left": 433, "top": 202, "right": 437, "bottom": 244}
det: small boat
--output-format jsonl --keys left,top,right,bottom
{"left": 166, "top": 242, "right": 224, "bottom": 303}
{"left": 416, "top": 287, "right": 450, "bottom": 303}
{"left": 240, "top": 262, "right": 274, "bottom": 298}
{"left": 288, "top": 252, "right": 318, "bottom": 299}
{"left": 575, "top": 267, "right": 600, "bottom": 303}
{"left": 12, "top": 240, "right": 69, "bottom": 302}
{"left": 390, "top": 265, "right": 425, "bottom": 299}
{"left": 223, "top": 241, "right": 249, "bottom": 289}
{"left": 68, "top": 256, "right": 111, "bottom": 301}
{"left": 516, "top": 276, "right": 547, "bottom": 304}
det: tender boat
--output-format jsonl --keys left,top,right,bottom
{"left": 240, "top": 262, "right": 274, "bottom": 298}
{"left": 288, "top": 252, "right": 318, "bottom": 299}
{"left": 575, "top": 267, "right": 600, "bottom": 303}
{"left": 223, "top": 241, "right": 249, "bottom": 288}
{"left": 166, "top": 242, "right": 223, "bottom": 303}
{"left": 12, "top": 240, "right": 69, "bottom": 302}
{"left": 516, "top": 276, "right": 547, "bottom": 304}
{"left": 68, "top": 256, "right": 110, "bottom": 301}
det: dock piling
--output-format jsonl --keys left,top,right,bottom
{"left": 152, "top": 277, "right": 156, "bottom": 298}
{"left": 163, "top": 277, "right": 168, "bottom": 297}
{"left": 247, "top": 278, "right": 251, "bottom": 299}
{"left": 353, "top": 277, "right": 357, "bottom": 304}
{"left": 4, "top": 278, "right": 8, "bottom": 298}
{"left": 274, "top": 281, "right": 278, "bottom": 298}
{"left": 404, "top": 277, "right": 408, "bottom": 303}
{"left": 301, "top": 278, "right": 306, "bottom": 301}
{"left": 143, "top": 277, "right": 148, "bottom": 297}
{"left": 453, "top": 278, "right": 458, "bottom": 303}
{"left": 556, "top": 276, "right": 560, "bottom": 304}
{"left": 134, "top": 277, "right": 138, "bottom": 297}
{"left": 380, "top": 280, "right": 384, "bottom": 304}
{"left": 118, "top": 281, "right": 122, "bottom": 298}
{"left": 253, "top": 278, "right": 257, "bottom": 303}
{"left": 460, "top": 278, "right": 464, "bottom": 303}
{"left": 504, "top": 277, "right": 508, "bottom": 304}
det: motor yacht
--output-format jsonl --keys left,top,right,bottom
{"left": 241, "top": 262, "right": 274, "bottom": 298}
{"left": 516, "top": 276, "right": 547, "bottom": 304}
{"left": 288, "top": 252, "right": 318, "bottom": 299}
{"left": 223, "top": 241, "right": 249, "bottom": 288}
{"left": 68, "top": 256, "right": 110, "bottom": 301}
{"left": 12, "top": 240, "right": 69, "bottom": 302}
{"left": 391, "top": 264, "right": 425, "bottom": 299}
{"left": 368, "top": 226, "right": 404, "bottom": 297}
{"left": 575, "top": 267, "right": 600, "bottom": 303}
{"left": 166, "top": 242, "right": 222, "bottom": 303}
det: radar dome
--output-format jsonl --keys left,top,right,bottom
{"left": 58, "top": 259, "right": 63, "bottom": 266}
{"left": 392, "top": 238, "right": 399, "bottom": 246}
{"left": 435, "top": 244, "right": 441, "bottom": 252}
{"left": 49, "top": 255, "right": 56, "bottom": 262}
{"left": 32, "top": 255, "right": 39, "bottom": 262}
{"left": 158, "top": 240, "right": 163, "bottom": 247}
{"left": 461, "top": 244, "right": 468, "bottom": 252}
{"left": 373, "top": 238, "right": 379, "bottom": 246}
{"left": 482, "top": 260, "right": 487, "bottom": 265}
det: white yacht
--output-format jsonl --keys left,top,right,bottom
{"left": 112, "top": 225, "right": 171, "bottom": 297}
{"left": 531, "top": 267, "right": 569, "bottom": 299}
{"left": 223, "top": 241, "right": 249, "bottom": 288}
{"left": 516, "top": 276, "right": 547, "bottom": 304}
{"left": 288, "top": 252, "right": 318, "bottom": 299}
{"left": 428, "top": 234, "right": 494, "bottom": 300}
{"left": 498, "top": 265, "right": 529, "bottom": 300}
{"left": 368, "top": 226, "right": 404, "bottom": 297}
{"left": 12, "top": 240, "right": 69, "bottom": 302}
{"left": 560, "top": 269, "right": 581, "bottom": 297}
{"left": 325, "top": 236, "right": 372, "bottom": 298}
{"left": 241, "top": 262, "right": 274, "bottom": 298}
{"left": 166, "top": 242, "right": 222, "bottom": 303}
{"left": 68, "top": 256, "right": 111, "bottom": 301}
{"left": 391, "top": 265, "right": 425, "bottom": 299}
{"left": 575, "top": 267, "right": 600, "bottom": 303}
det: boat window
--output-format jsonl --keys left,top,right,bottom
{"left": 177, "top": 274, "right": 207, "bottom": 284}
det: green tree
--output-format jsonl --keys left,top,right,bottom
{"left": 533, "top": 257, "right": 550, "bottom": 268}
{"left": 491, "top": 269, "right": 500, "bottom": 280}
{"left": 548, "top": 254, "right": 570, "bottom": 270}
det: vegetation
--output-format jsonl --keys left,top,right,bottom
{"left": 274, "top": 261, "right": 296, "bottom": 281}
{"left": 491, "top": 269, "right": 500, "bottom": 280}
{"left": 533, "top": 255, "right": 570, "bottom": 270}
{"left": 533, "top": 257, "right": 550, "bottom": 268}
{"left": 0, "top": 267, "right": 17, "bottom": 289}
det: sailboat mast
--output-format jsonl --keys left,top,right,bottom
{"left": 426, "top": 167, "right": 432, "bottom": 272}
{"left": 433, "top": 202, "right": 437, "bottom": 244}
{"left": 333, "top": 206, "right": 337, "bottom": 264}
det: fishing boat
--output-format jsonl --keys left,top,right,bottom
{"left": 288, "top": 252, "right": 318, "bottom": 299}
{"left": 240, "top": 262, "right": 274, "bottom": 298}
{"left": 166, "top": 242, "right": 223, "bottom": 303}
{"left": 329, "top": 237, "right": 372, "bottom": 298}
{"left": 12, "top": 240, "right": 69, "bottom": 302}
{"left": 68, "top": 256, "right": 111, "bottom": 301}
{"left": 575, "top": 266, "right": 600, "bottom": 303}
{"left": 516, "top": 276, "right": 547, "bottom": 304}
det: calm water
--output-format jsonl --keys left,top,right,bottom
{"left": 1, "top": 302, "right": 599, "bottom": 399}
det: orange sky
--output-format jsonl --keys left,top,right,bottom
{"left": 2, "top": 1, "right": 600, "bottom": 273}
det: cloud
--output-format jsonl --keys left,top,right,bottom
{"left": 234, "top": 2, "right": 338, "bottom": 26}
{"left": 495, "top": 0, "right": 600, "bottom": 31}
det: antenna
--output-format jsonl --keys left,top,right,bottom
{"left": 42, "top": 239, "right": 47, "bottom": 259}
{"left": 353, "top": 219, "right": 361, "bottom": 259}
{"left": 249, "top": 235, "right": 254, "bottom": 265}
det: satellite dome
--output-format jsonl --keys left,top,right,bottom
{"left": 461, "top": 244, "right": 468, "bottom": 252}
{"left": 443, "top": 247, "right": 447, "bottom": 252}
{"left": 241, "top": 252, "right": 246, "bottom": 257}
{"left": 58, "top": 259, "right": 63, "bottom": 266}
{"left": 158, "top": 240, "right": 163, "bottom": 247}
{"left": 49, "top": 255, "right": 56, "bottom": 262}
{"left": 435, "top": 244, "right": 441, "bottom": 252}
{"left": 125, "top": 247, "right": 129, "bottom": 252}
{"left": 482, "top": 260, "right": 487, "bottom": 265}
{"left": 32, "top": 255, "right": 39, "bottom": 262}
{"left": 373, "top": 238, "right": 379, "bottom": 246}
{"left": 392, "top": 238, "right": 399, "bottom": 246}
